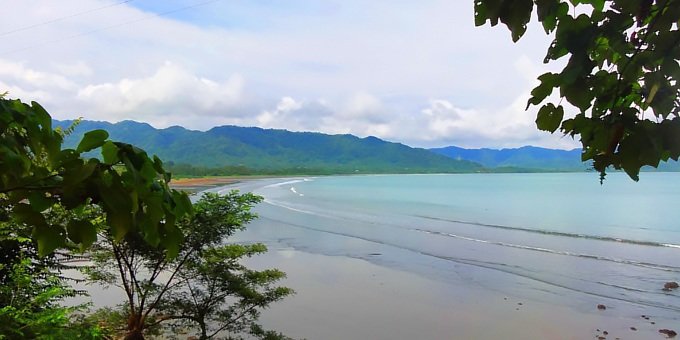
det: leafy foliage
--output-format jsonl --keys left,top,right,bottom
{"left": 475, "top": 0, "right": 680, "bottom": 180}
{"left": 0, "top": 97, "right": 192, "bottom": 256}
{"left": 87, "top": 192, "right": 292, "bottom": 340}
{"left": 0, "top": 220, "right": 104, "bottom": 339}
{"left": 160, "top": 243, "right": 294, "bottom": 340}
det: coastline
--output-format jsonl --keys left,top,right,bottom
{"left": 73, "top": 175, "right": 678, "bottom": 339}
{"left": 169, "top": 175, "right": 285, "bottom": 193}
{"left": 226, "top": 174, "right": 680, "bottom": 339}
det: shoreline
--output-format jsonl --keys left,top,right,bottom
{"left": 227, "top": 174, "right": 680, "bottom": 339}
{"left": 170, "top": 175, "right": 284, "bottom": 193}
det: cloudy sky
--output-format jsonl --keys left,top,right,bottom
{"left": 0, "top": 0, "right": 578, "bottom": 149}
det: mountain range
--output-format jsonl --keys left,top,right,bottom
{"left": 56, "top": 120, "right": 678, "bottom": 174}
{"left": 429, "top": 145, "right": 587, "bottom": 171}
{"left": 56, "top": 120, "right": 481, "bottom": 173}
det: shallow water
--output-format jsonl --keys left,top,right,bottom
{"left": 223, "top": 173, "right": 680, "bottom": 338}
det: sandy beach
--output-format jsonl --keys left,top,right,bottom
{"left": 169, "top": 177, "right": 241, "bottom": 192}
{"left": 244, "top": 247, "right": 669, "bottom": 340}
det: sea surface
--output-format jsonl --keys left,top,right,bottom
{"left": 217, "top": 172, "right": 680, "bottom": 338}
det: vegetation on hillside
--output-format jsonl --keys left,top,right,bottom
{"left": 55, "top": 120, "right": 483, "bottom": 174}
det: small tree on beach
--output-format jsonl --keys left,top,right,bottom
{"left": 86, "top": 192, "right": 293, "bottom": 340}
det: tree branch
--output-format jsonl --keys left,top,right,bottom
{"left": 141, "top": 249, "right": 195, "bottom": 326}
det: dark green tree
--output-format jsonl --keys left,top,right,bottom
{"left": 474, "top": 0, "right": 680, "bottom": 180}
{"left": 87, "top": 192, "right": 292, "bottom": 340}
{"left": 0, "top": 205, "right": 108, "bottom": 339}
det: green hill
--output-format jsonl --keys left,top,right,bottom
{"left": 56, "top": 120, "right": 483, "bottom": 174}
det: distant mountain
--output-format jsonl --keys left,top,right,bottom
{"left": 430, "top": 145, "right": 589, "bottom": 171}
{"left": 431, "top": 145, "right": 680, "bottom": 172}
{"left": 56, "top": 120, "right": 482, "bottom": 173}
{"left": 430, "top": 145, "right": 586, "bottom": 171}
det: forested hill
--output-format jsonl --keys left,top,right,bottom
{"left": 431, "top": 145, "right": 680, "bottom": 172}
{"left": 56, "top": 120, "right": 482, "bottom": 173}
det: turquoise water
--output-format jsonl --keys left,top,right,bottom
{"left": 281, "top": 173, "right": 680, "bottom": 245}
{"left": 224, "top": 172, "right": 680, "bottom": 322}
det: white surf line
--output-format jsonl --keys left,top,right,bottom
{"left": 290, "top": 187, "right": 304, "bottom": 196}
{"left": 263, "top": 199, "right": 336, "bottom": 219}
{"left": 263, "top": 179, "right": 306, "bottom": 188}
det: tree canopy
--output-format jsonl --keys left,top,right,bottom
{"left": 474, "top": 0, "right": 680, "bottom": 180}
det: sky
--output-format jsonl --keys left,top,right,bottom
{"left": 0, "top": 0, "right": 579, "bottom": 149}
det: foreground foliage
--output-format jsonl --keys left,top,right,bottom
{"left": 1, "top": 97, "right": 291, "bottom": 339}
{"left": 475, "top": 0, "right": 680, "bottom": 180}
{"left": 0, "top": 96, "right": 192, "bottom": 257}
{"left": 0, "top": 208, "right": 105, "bottom": 339}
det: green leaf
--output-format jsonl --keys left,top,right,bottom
{"left": 474, "top": 0, "right": 489, "bottom": 26}
{"left": 28, "top": 193, "right": 56, "bottom": 213}
{"left": 499, "top": 0, "right": 534, "bottom": 42}
{"left": 535, "top": 104, "right": 564, "bottom": 133}
{"left": 62, "top": 159, "right": 98, "bottom": 187}
{"left": 591, "top": 0, "right": 605, "bottom": 12}
{"left": 152, "top": 155, "right": 165, "bottom": 174}
{"left": 561, "top": 82, "right": 594, "bottom": 111}
{"left": 33, "top": 224, "right": 66, "bottom": 257}
{"left": 527, "top": 72, "right": 559, "bottom": 109}
{"left": 66, "top": 219, "right": 97, "bottom": 250}
{"left": 76, "top": 129, "right": 109, "bottom": 153}
{"left": 101, "top": 141, "right": 119, "bottom": 164}
{"left": 13, "top": 203, "right": 47, "bottom": 226}
{"left": 173, "top": 190, "right": 193, "bottom": 217}
{"left": 107, "top": 211, "right": 132, "bottom": 242}
{"left": 161, "top": 223, "right": 183, "bottom": 259}
{"left": 30, "top": 101, "right": 52, "bottom": 130}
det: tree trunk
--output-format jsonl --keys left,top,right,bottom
{"left": 125, "top": 314, "right": 145, "bottom": 340}
{"left": 199, "top": 321, "right": 208, "bottom": 340}
{"left": 124, "top": 329, "right": 145, "bottom": 340}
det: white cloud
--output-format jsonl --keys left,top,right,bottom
{"left": 341, "top": 93, "right": 387, "bottom": 123}
{"left": 0, "top": 0, "right": 576, "bottom": 149}
{"left": 257, "top": 96, "right": 302, "bottom": 126}
{"left": 53, "top": 61, "right": 93, "bottom": 77}
{"left": 0, "top": 59, "right": 77, "bottom": 91}
{"left": 76, "top": 62, "right": 243, "bottom": 125}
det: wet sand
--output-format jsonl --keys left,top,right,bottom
{"left": 170, "top": 177, "right": 241, "bottom": 193}
{"left": 244, "top": 248, "right": 669, "bottom": 340}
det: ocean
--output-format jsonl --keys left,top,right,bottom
{"left": 219, "top": 172, "right": 680, "bottom": 339}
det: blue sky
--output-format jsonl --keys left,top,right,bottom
{"left": 0, "top": 0, "right": 577, "bottom": 149}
